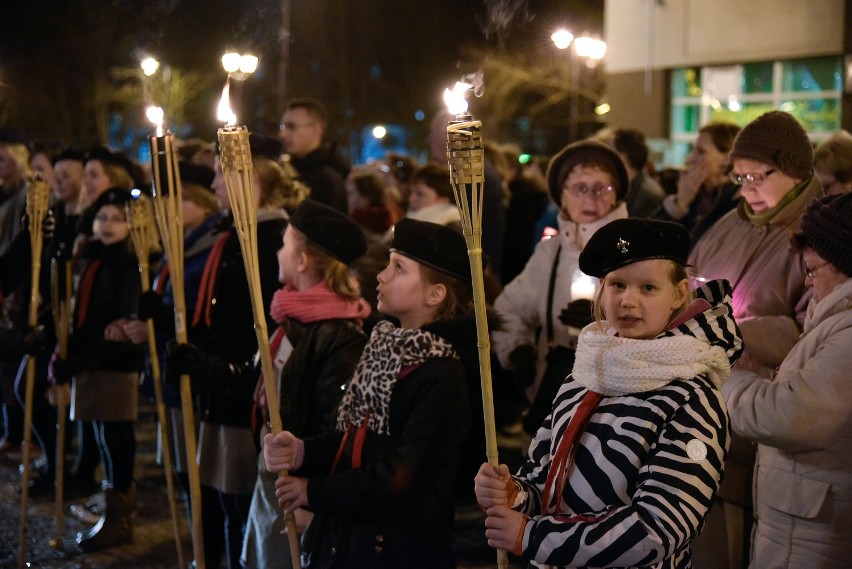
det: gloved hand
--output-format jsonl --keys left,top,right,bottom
{"left": 22, "top": 325, "right": 47, "bottom": 355}
{"left": 558, "top": 299, "right": 594, "bottom": 329}
{"left": 48, "top": 350, "right": 75, "bottom": 385}
{"left": 507, "top": 345, "right": 537, "bottom": 389}
{"left": 136, "top": 290, "right": 164, "bottom": 321}
{"left": 163, "top": 340, "right": 206, "bottom": 387}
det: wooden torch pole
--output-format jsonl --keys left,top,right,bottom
{"left": 18, "top": 176, "right": 51, "bottom": 568}
{"left": 149, "top": 133, "right": 206, "bottom": 568}
{"left": 446, "top": 115, "right": 507, "bottom": 569}
{"left": 47, "top": 257, "right": 72, "bottom": 549}
{"left": 126, "top": 194, "right": 186, "bottom": 568}
{"left": 217, "top": 125, "right": 302, "bottom": 568}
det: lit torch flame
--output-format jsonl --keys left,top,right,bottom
{"left": 146, "top": 106, "right": 164, "bottom": 137}
{"left": 217, "top": 77, "right": 237, "bottom": 126}
{"left": 443, "top": 81, "right": 471, "bottom": 116}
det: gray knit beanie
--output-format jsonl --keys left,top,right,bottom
{"left": 799, "top": 192, "right": 852, "bottom": 277}
{"left": 729, "top": 111, "right": 813, "bottom": 180}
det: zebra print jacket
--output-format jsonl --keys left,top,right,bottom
{"left": 512, "top": 280, "right": 743, "bottom": 569}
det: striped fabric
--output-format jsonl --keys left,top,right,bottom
{"left": 513, "top": 280, "right": 742, "bottom": 569}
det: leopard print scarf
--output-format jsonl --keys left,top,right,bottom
{"left": 336, "top": 320, "right": 457, "bottom": 435}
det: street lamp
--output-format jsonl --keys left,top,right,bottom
{"left": 221, "top": 51, "right": 259, "bottom": 80}
{"left": 552, "top": 29, "right": 607, "bottom": 141}
{"left": 140, "top": 57, "right": 160, "bottom": 77}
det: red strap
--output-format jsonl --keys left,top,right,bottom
{"left": 75, "top": 259, "right": 102, "bottom": 329}
{"left": 154, "top": 264, "right": 170, "bottom": 295}
{"left": 252, "top": 327, "right": 285, "bottom": 432}
{"left": 541, "top": 390, "right": 603, "bottom": 514}
{"left": 330, "top": 412, "right": 370, "bottom": 474}
{"left": 192, "top": 232, "right": 229, "bottom": 328}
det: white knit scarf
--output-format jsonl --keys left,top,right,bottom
{"left": 572, "top": 323, "right": 732, "bottom": 396}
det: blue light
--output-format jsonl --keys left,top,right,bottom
{"left": 414, "top": 110, "right": 425, "bottom": 121}
{"left": 131, "top": 188, "right": 142, "bottom": 199}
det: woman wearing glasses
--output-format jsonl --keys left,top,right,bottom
{"left": 723, "top": 192, "right": 852, "bottom": 569}
{"left": 688, "top": 111, "right": 823, "bottom": 569}
{"left": 492, "top": 141, "right": 629, "bottom": 438}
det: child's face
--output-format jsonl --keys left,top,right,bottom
{"left": 277, "top": 225, "right": 304, "bottom": 286}
{"left": 92, "top": 204, "right": 129, "bottom": 245}
{"left": 600, "top": 259, "right": 688, "bottom": 339}
{"left": 376, "top": 251, "right": 434, "bottom": 329}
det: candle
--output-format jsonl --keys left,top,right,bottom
{"left": 570, "top": 269, "right": 597, "bottom": 300}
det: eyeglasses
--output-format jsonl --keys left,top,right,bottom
{"left": 730, "top": 169, "right": 776, "bottom": 187}
{"left": 803, "top": 261, "right": 830, "bottom": 278}
{"left": 562, "top": 183, "right": 614, "bottom": 199}
{"left": 279, "top": 122, "right": 316, "bottom": 131}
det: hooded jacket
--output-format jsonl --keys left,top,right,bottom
{"left": 512, "top": 280, "right": 742, "bottom": 569}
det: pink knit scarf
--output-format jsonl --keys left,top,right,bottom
{"left": 269, "top": 282, "right": 371, "bottom": 325}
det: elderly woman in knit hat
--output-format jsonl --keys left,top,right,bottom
{"left": 688, "top": 111, "right": 823, "bottom": 568}
{"left": 813, "top": 129, "right": 852, "bottom": 196}
{"left": 492, "top": 140, "right": 629, "bottom": 437}
{"left": 722, "top": 193, "right": 852, "bottom": 568}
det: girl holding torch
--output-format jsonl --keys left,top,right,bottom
{"left": 263, "top": 218, "right": 479, "bottom": 569}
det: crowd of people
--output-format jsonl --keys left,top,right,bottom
{"left": 0, "top": 98, "right": 850, "bottom": 569}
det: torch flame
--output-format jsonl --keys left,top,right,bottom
{"left": 443, "top": 81, "right": 471, "bottom": 116}
{"left": 217, "top": 77, "right": 237, "bottom": 126}
{"left": 146, "top": 106, "right": 164, "bottom": 137}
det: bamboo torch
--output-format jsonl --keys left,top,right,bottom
{"left": 126, "top": 193, "right": 186, "bottom": 568}
{"left": 47, "top": 256, "right": 72, "bottom": 549}
{"left": 444, "top": 83, "right": 507, "bottom": 569}
{"left": 217, "top": 118, "right": 302, "bottom": 567}
{"left": 18, "top": 176, "right": 51, "bottom": 568}
{"left": 149, "top": 132, "right": 206, "bottom": 568}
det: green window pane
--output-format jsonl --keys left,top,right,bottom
{"left": 779, "top": 99, "right": 841, "bottom": 131}
{"left": 671, "top": 68, "right": 702, "bottom": 98}
{"left": 709, "top": 102, "right": 775, "bottom": 126}
{"left": 671, "top": 104, "right": 700, "bottom": 134}
{"left": 741, "top": 62, "right": 773, "bottom": 94}
{"left": 781, "top": 57, "right": 842, "bottom": 92}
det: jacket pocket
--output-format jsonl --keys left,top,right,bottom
{"left": 760, "top": 467, "right": 830, "bottom": 519}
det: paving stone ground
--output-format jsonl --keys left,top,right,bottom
{"left": 1, "top": 401, "right": 526, "bottom": 568}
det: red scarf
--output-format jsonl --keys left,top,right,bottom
{"left": 75, "top": 259, "right": 102, "bottom": 329}
{"left": 252, "top": 282, "right": 371, "bottom": 431}
{"left": 192, "top": 232, "right": 230, "bottom": 328}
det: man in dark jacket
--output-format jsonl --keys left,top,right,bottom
{"left": 279, "top": 98, "right": 349, "bottom": 213}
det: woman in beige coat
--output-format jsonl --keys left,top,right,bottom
{"left": 723, "top": 192, "right": 852, "bottom": 568}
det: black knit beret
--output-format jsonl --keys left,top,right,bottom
{"left": 178, "top": 161, "right": 215, "bottom": 190}
{"left": 579, "top": 218, "right": 690, "bottom": 278}
{"left": 289, "top": 199, "right": 366, "bottom": 265}
{"left": 799, "top": 192, "right": 852, "bottom": 277}
{"left": 729, "top": 111, "right": 813, "bottom": 180}
{"left": 546, "top": 140, "right": 629, "bottom": 205}
{"left": 249, "top": 133, "right": 284, "bottom": 161}
{"left": 390, "top": 218, "right": 470, "bottom": 282}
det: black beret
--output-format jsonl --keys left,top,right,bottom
{"left": 289, "top": 199, "right": 367, "bottom": 265}
{"left": 86, "top": 146, "right": 135, "bottom": 175}
{"left": 546, "top": 140, "right": 629, "bottom": 205}
{"left": 90, "top": 187, "right": 133, "bottom": 214}
{"left": 54, "top": 148, "right": 87, "bottom": 165}
{"left": 178, "top": 160, "right": 215, "bottom": 190}
{"left": 579, "top": 218, "right": 690, "bottom": 278}
{"left": 249, "top": 133, "right": 284, "bottom": 161}
{"left": 390, "top": 218, "right": 470, "bottom": 282}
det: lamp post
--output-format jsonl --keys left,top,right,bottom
{"left": 221, "top": 51, "right": 258, "bottom": 122}
{"left": 552, "top": 29, "right": 607, "bottom": 141}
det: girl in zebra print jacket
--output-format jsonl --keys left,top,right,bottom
{"left": 476, "top": 219, "right": 743, "bottom": 569}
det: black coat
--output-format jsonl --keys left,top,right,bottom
{"left": 278, "top": 317, "right": 367, "bottom": 438}
{"left": 289, "top": 144, "right": 349, "bottom": 213}
{"left": 69, "top": 240, "right": 144, "bottom": 372}
{"left": 193, "top": 215, "right": 286, "bottom": 427}
{"left": 295, "top": 317, "right": 476, "bottom": 569}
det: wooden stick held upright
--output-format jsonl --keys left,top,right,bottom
{"left": 18, "top": 176, "right": 51, "bottom": 569}
{"left": 446, "top": 115, "right": 507, "bottom": 569}
{"left": 149, "top": 134, "right": 206, "bottom": 569}
{"left": 48, "top": 258, "right": 72, "bottom": 549}
{"left": 126, "top": 194, "right": 186, "bottom": 568}
{"left": 217, "top": 125, "right": 302, "bottom": 568}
